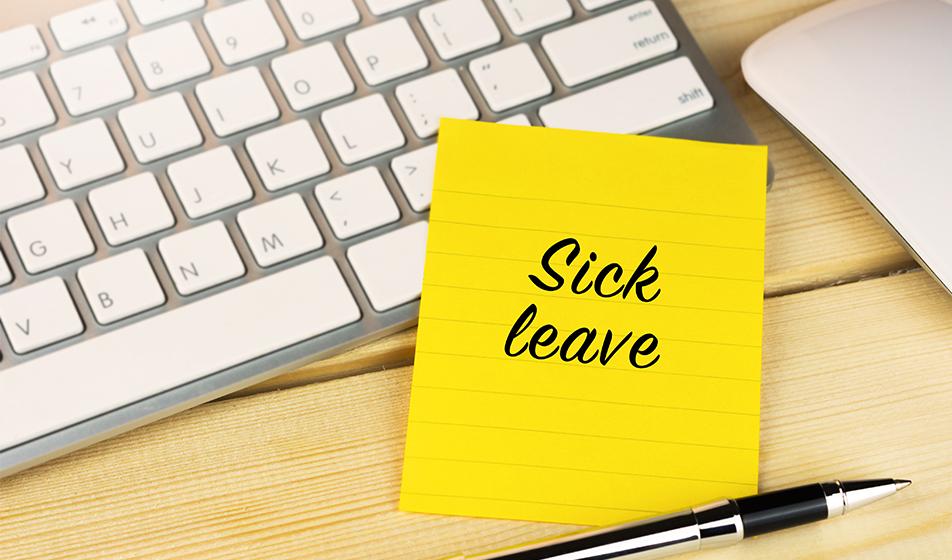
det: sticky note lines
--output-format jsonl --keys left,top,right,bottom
{"left": 401, "top": 120, "right": 767, "bottom": 525}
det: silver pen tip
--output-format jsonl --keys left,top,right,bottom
{"left": 839, "top": 479, "right": 909, "bottom": 513}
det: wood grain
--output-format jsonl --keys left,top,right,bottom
{"left": 2, "top": 1, "right": 945, "bottom": 558}
{"left": 3, "top": 270, "right": 950, "bottom": 559}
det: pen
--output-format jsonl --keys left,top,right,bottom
{"left": 448, "top": 478, "right": 910, "bottom": 560}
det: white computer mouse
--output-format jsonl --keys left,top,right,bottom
{"left": 741, "top": 0, "right": 952, "bottom": 295}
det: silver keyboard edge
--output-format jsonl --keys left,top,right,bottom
{"left": 0, "top": 0, "right": 764, "bottom": 477}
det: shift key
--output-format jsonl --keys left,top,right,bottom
{"left": 538, "top": 57, "right": 713, "bottom": 134}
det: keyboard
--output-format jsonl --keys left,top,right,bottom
{"left": 0, "top": 0, "right": 761, "bottom": 476}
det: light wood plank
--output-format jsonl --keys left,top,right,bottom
{"left": 2, "top": 270, "right": 950, "bottom": 559}
{"left": 1, "top": 2, "right": 941, "bottom": 559}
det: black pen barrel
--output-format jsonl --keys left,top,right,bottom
{"left": 735, "top": 483, "right": 830, "bottom": 537}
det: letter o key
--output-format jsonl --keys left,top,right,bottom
{"left": 294, "top": 80, "right": 311, "bottom": 95}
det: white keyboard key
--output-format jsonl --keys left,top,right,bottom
{"left": 78, "top": 249, "right": 166, "bottom": 325}
{"left": 39, "top": 118, "right": 124, "bottom": 191}
{"left": 315, "top": 167, "right": 399, "bottom": 239}
{"left": 493, "top": 0, "right": 572, "bottom": 35}
{"left": 196, "top": 67, "right": 280, "bottom": 137}
{"left": 395, "top": 69, "right": 478, "bottom": 138}
{"left": 0, "top": 278, "right": 84, "bottom": 354}
{"left": 159, "top": 221, "right": 245, "bottom": 295}
{"left": 279, "top": 0, "right": 360, "bottom": 40}
{"left": 0, "top": 145, "right": 45, "bottom": 213}
{"left": 0, "top": 251, "right": 12, "bottom": 286}
{"left": 539, "top": 56, "right": 713, "bottom": 134}
{"left": 0, "top": 72, "right": 56, "bottom": 142}
{"left": 470, "top": 44, "right": 552, "bottom": 112}
{"left": 118, "top": 92, "right": 203, "bottom": 164}
{"left": 347, "top": 221, "right": 427, "bottom": 311}
{"left": 420, "top": 0, "right": 501, "bottom": 60}
{"left": 364, "top": 0, "right": 422, "bottom": 15}
{"left": 271, "top": 42, "right": 354, "bottom": 112}
{"left": 128, "top": 21, "right": 211, "bottom": 90}
{"left": 237, "top": 194, "right": 323, "bottom": 267}
{"left": 542, "top": 1, "right": 677, "bottom": 87}
{"left": 129, "top": 0, "right": 206, "bottom": 25}
{"left": 167, "top": 146, "right": 253, "bottom": 219}
{"left": 580, "top": 0, "right": 622, "bottom": 10}
{"left": 321, "top": 94, "right": 405, "bottom": 164}
{"left": 391, "top": 143, "right": 435, "bottom": 212}
{"left": 50, "top": 47, "right": 134, "bottom": 117}
{"left": 89, "top": 173, "right": 175, "bottom": 245}
{"left": 203, "top": 0, "right": 286, "bottom": 65}
{"left": 50, "top": 0, "right": 127, "bottom": 51}
{"left": 498, "top": 113, "right": 531, "bottom": 125}
{"left": 0, "top": 26, "right": 47, "bottom": 73}
{"left": 0, "top": 256, "right": 360, "bottom": 450}
{"left": 8, "top": 200, "right": 95, "bottom": 274}
{"left": 246, "top": 120, "right": 330, "bottom": 192}
{"left": 346, "top": 17, "right": 428, "bottom": 86}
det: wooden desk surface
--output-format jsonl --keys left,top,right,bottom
{"left": 3, "top": 1, "right": 951, "bottom": 558}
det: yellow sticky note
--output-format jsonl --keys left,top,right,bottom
{"left": 400, "top": 120, "right": 768, "bottom": 526}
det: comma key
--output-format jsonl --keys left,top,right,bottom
{"left": 315, "top": 167, "right": 400, "bottom": 240}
